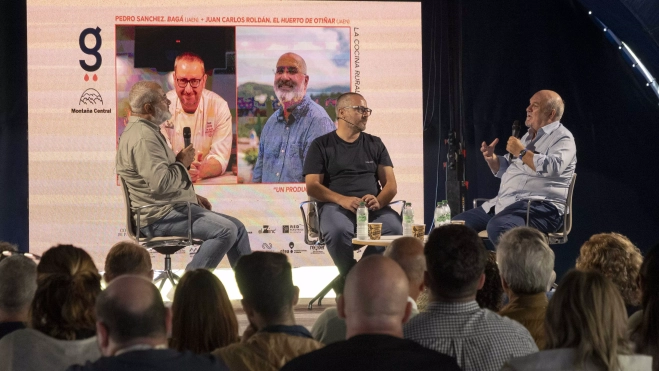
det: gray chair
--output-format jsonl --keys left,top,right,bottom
{"left": 473, "top": 173, "right": 576, "bottom": 244}
{"left": 300, "top": 199, "right": 405, "bottom": 309}
{"left": 120, "top": 177, "right": 202, "bottom": 290}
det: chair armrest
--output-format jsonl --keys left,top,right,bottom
{"left": 134, "top": 201, "right": 194, "bottom": 243}
{"left": 517, "top": 198, "right": 568, "bottom": 231}
{"left": 472, "top": 198, "right": 490, "bottom": 209}
{"left": 389, "top": 200, "right": 405, "bottom": 215}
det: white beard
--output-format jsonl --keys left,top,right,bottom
{"left": 153, "top": 105, "right": 172, "bottom": 124}
{"left": 275, "top": 83, "right": 305, "bottom": 106}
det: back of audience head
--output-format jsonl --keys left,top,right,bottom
{"left": 234, "top": 252, "right": 298, "bottom": 325}
{"left": 95, "top": 275, "right": 167, "bottom": 356}
{"left": 339, "top": 255, "right": 410, "bottom": 338}
{"left": 546, "top": 269, "right": 629, "bottom": 371}
{"left": 0, "top": 255, "right": 37, "bottom": 322}
{"left": 497, "top": 227, "right": 555, "bottom": 295}
{"left": 104, "top": 241, "right": 153, "bottom": 283}
{"left": 31, "top": 244, "right": 101, "bottom": 340}
{"left": 632, "top": 243, "right": 659, "bottom": 369}
{"left": 171, "top": 269, "right": 239, "bottom": 353}
{"left": 424, "top": 225, "right": 488, "bottom": 301}
{"left": 385, "top": 237, "right": 426, "bottom": 301}
{"left": 476, "top": 251, "right": 504, "bottom": 311}
{"left": 0, "top": 241, "right": 18, "bottom": 263}
{"left": 576, "top": 232, "right": 642, "bottom": 308}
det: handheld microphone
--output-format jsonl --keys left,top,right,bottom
{"left": 512, "top": 120, "right": 521, "bottom": 138}
{"left": 183, "top": 127, "right": 191, "bottom": 148}
{"left": 511, "top": 120, "right": 521, "bottom": 159}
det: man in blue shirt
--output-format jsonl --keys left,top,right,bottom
{"left": 252, "top": 53, "right": 336, "bottom": 183}
{"left": 453, "top": 90, "right": 577, "bottom": 244}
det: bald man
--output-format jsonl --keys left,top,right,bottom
{"left": 67, "top": 276, "right": 228, "bottom": 371}
{"left": 283, "top": 256, "right": 460, "bottom": 371}
{"left": 252, "top": 52, "right": 335, "bottom": 183}
{"left": 311, "top": 237, "right": 427, "bottom": 345}
{"left": 453, "top": 90, "right": 576, "bottom": 244}
{"left": 304, "top": 92, "right": 402, "bottom": 276}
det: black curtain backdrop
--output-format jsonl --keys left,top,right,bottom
{"left": 0, "top": 0, "right": 28, "bottom": 252}
{"left": 2, "top": 0, "right": 659, "bottom": 277}
{"left": 422, "top": 0, "right": 659, "bottom": 278}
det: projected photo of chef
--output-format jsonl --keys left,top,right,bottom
{"left": 116, "top": 26, "right": 238, "bottom": 184}
{"left": 236, "top": 27, "right": 350, "bottom": 183}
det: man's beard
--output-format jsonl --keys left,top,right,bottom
{"left": 153, "top": 105, "right": 172, "bottom": 124}
{"left": 274, "top": 81, "right": 305, "bottom": 107}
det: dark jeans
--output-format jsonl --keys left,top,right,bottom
{"left": 319, "top": 203, "right": 402, "bottom": 275}
{"left": 452, "top": 200, "right": 563, "bottom": 246}
{"left": 141, "top": 204, "right": 252, "bottom": 270}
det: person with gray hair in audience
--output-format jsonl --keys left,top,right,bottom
{"left": 311, "top": 236, "right": 427, "bottom": 345}
{"left": 0, "top": 255, "right": 37, "bottom": 339}
{"left": 67, "top": 275, "right": 228, "bottom": 371}
{"left": 283, "top": 255, "right": 460, "bottom": 371}
{"left": 497, "top": 226, "right": 555, "bottom": 349}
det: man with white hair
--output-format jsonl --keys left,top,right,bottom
{"left": 283, "top": 255, "right": 460, "bottom": 371}
{"left": 0, "top": 255, "right": 37, "bottom": 339}
{"left": 252, "top": 52, "right": 335, "bottom": 183}
{"left": 497, "top": 226, "right": 555, "bottom": 349}
{"left": 116, "top": 81, "right": 251, "bottom": 270}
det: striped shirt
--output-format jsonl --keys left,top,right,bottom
{"left": 404, "top": 301, "right": 538, "bottom": 371}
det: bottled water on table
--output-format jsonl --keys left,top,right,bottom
{"left": 434, "top": 200, "right": 453, "bottom": 228}
{"left": 434, "top": 201, "right": 443, "bottom": 228}
{"left": 402, "top": 202, "right": 414, "bottom": 236}
{"left": 356, "top": 201, "right": 369, "bottom": 239}
{"left": 443, "top": 200, "right": 452, "bottom": 224}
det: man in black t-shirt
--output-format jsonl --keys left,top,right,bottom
{"left": 303, "top": 92, "right": 402, "bottom": 275}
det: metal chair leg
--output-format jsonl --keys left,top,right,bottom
{"left": 308, "top": 275, "right": 341, "bottom": 310}
{"left": 153, "top": 254, "right": 180, "bottom": 291}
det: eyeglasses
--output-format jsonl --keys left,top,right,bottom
{"left": 176, "top": 78, "right": 203, "bottom": 88}
{"left": 274, "top": 66, "right": 304, "bottom": 75}
{"left": 341, "top": 106, "right": 373, "bottom": 116}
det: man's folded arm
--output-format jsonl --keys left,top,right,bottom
{"left": 532, "top": 135, "right": 576, "bottom": 177}
{"left": 134, "top": 137, "right": 191, "bottom": 194}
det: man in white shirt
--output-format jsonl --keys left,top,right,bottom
{"left": 161, "top": 52, "right": 233, "bottom": 182}
{"left": 453, "top": 90, "right": 576, "bottom": 244}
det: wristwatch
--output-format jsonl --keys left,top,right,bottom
{"left": 518, "top": 149, "right": 527, "bottom": 159}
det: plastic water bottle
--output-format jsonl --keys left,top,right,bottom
{"left": 443, "top": 200, "right": 451, "bottom": 224}
{"left": 356, "top": 201, "right": 369, "bottom": 239}
{"left": 434, "top": 202, "right": 443, "bottom": 228}
{"left": 402, "top": 202, "right": 414, "bottom": 236}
